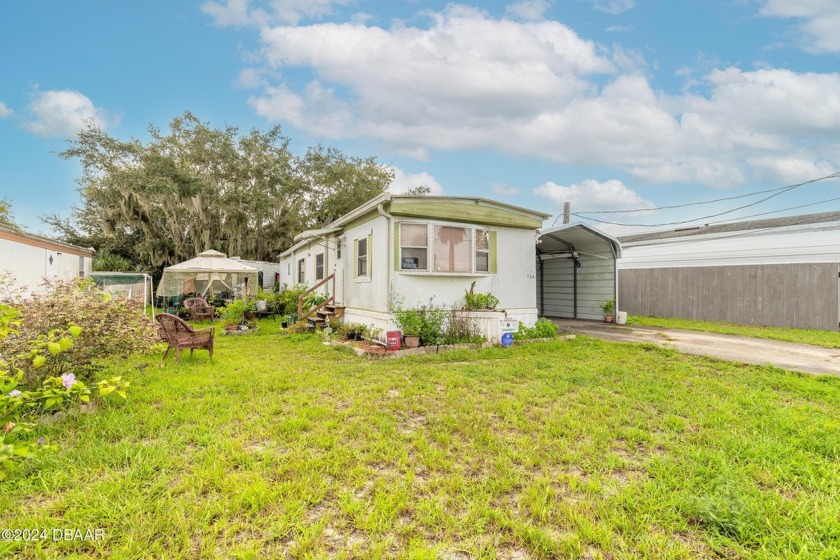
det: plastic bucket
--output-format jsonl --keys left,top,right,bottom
{"left": 616, "top": 311, "right": 628, "bottom": 325}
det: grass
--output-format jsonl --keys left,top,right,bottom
{"left": 2, "top": 321, "right": 840, "bottom": 558}
{"left": 628, "top": 315, "right": 840, "bottom": 349}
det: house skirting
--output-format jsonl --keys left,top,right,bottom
{"left": 342, "top": 307, "right": 539, "bottom": 343}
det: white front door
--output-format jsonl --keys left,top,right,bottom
{"left": 45, "top": 250, "right": 59, "bottom": 280}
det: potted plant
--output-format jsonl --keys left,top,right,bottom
{"left": 395, "top": 308, "right": 423, "bottom": 348}
{"left": 221, "top": 299, "right": 248, "bottom": 330}
{"left": 601, "top": 297, "right": 616, "bottom": 323}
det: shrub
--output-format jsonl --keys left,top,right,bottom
{"left": 393, "top": 308, "right": 424, "bottom": 336}
{"left": 513, "top": 318, "right": 559, "bottom": 340}
{"left": 463, "top": 291, "right": 499, "bottom": 310}
{"left": 463, "top": 281, "right": 499, "bottom": 310}
{"left": 392, "top": 298, "right": 481, "bottom": 346}
{"left": 2, "top": 279, "right": 158, "bottom": 388}
{"left": 0, "top": 303, "right": 130, "bottom": 480}
{"left": 337, "top": 323, "right": 368, "bottom": 340}
{"left": 277, "top": 284, "right": 308, "bottom": 315}
{"left": 601, "top": 298, "right": 615, "bottom": 314}
{"left": 302, "top": 292, "right": 328, "bottom": 311}
{"left": 219, "top": 299, "right": 252, "bottom": 326}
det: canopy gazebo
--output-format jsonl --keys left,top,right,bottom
{"left": 156, "top": 250, "right": 259, "bottom": 302}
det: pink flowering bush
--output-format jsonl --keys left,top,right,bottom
{"left": 2, "top": 278, "right": 158, "bottom": 387}
{"left": 0, "top": 303, "right": 130, "bottom": 480}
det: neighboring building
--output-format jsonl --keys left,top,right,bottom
{"left": 0, "top": 225, "right": 94, "bottom": 293}
{"left": 279, "top": 194, "right": 550, "bottom": 340}
{"left": 230, "top": 257, "right": 283, "bottom": 291}
{"left": 617, "top": 211, "right": 840, "bottom": 330}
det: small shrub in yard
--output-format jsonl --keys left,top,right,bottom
{"left": 1, "top": 279, "right": 158, "bottom": 387}
{"left": 0, "top": 303, "right": 129, "bottom": 480}
{"left": 513, "top": 318, "right": 559, "bottom": 340}
{"left": 463, "top": 291, "right": 499, "bottom": 310}
{"left": 277, "top": 284, "right": 308, "bottom": 315}
{"left": 392, "top": 298, "right": 483, "bottom": 346}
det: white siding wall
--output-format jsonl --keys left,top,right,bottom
{"left": 342, "top": 216, "right": 390, "bottom": 314}
{"left": 0, "top": 238, "right": 92, "bottom": 294}
{"left": 620, "top": 225, "right": 840, "bottom": 269}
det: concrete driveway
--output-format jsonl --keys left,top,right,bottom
{"left": 551, "top": 318, "right": 840, "bottom": 376}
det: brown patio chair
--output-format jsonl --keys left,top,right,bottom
{"left": 156, "top": 313, "right": 215, "bottom": 364}
{"left": 183, "top": 297, "right": 215, "bottom": 321}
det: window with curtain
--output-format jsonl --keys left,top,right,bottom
{"left": 297, "top": 258, "right": 305, "bottom": 284}
{"left": 433, "top": 226, "right": 471, "bottom": 272}
{"left": 315, "top": 253, "right": 324, "bottom": 280}
{"left": 475, "top": 229, "right": 489, "bottom": 272}
{"left": 357, "top": 237, "right": 368, "bottom": 277}
{"left": 400, "top": 223, "right": 428, "bottom": 270}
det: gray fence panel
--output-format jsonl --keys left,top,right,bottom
{"left": 619, "top": 263, "right": 839, "bottom": 331}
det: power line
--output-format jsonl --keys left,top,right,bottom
{"left": 574, "top": 171, "right": 839, "bottom": 215}
{"left": 581, "top": 195, "right": 840, "bottom": 231}
{"left": 571, "top": 172, "right": 840, "bottom": 228}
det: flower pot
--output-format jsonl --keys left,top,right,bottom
{"left": 404, "top": 335, "right": 421, "bottom": 348}
{"left": 225, "top": 324, "right": 239, "bottom": 332}
{"left": 604, "top": 315, "right": 614, "bottom": 323}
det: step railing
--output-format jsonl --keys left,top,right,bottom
{"left": 297, "top": 273, "right": 336, "bottom": 323}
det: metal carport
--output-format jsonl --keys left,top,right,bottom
{"left": 537, "top": 224, "right": 622, "bottom": 320}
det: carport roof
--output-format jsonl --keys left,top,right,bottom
{"left": 538, "top": 223, "right": 622, "bottom": 258}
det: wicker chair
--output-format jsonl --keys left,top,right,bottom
{"left": 183, "top": 297, "right": 215, "bottom": 321}
{"left": 156, "top": 313, "right": 215, "bottom": 364}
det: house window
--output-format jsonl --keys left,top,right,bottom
{"left": 434, "top": 226, "right": 471, "bottom": 272}
{"left": 297, "top": 258, "right": 305, "bottom": 284}
{"left": 356, "top": 237, "right": 368, "bottom": 277}
{"left": 397, "top": 222, "right": 493, "bottom": 274}
{"left": 475, "top": 229, "right": 489, "bottom": 272}
{"left": 78, "top": 256, "right": 85, "bottom": 278}
{"left": 315, "top": 253, "right": 324, "bottom": 280}
{"left": 400, "top": 223, "right": 428, "bottom": 270}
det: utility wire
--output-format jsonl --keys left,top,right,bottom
{"left": 574, "top": 171, "right": 839, "bottom": 215}
{"left": 571, "top": 172, "right": 840, "bottom": 228}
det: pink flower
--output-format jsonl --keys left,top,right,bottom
{"left": 8, "top": 390, "right": 21, "bottom": 397}
{"left": 61, "top": 373, "right": 77, "bottom": 389}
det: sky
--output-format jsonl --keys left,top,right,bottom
{"left": 1, "top": 0, "right": 839, "bottom": 236}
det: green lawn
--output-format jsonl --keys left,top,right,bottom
{"left": 628, "top": 315, "right": 840, "bottom": 349}
{"left": 2, "top": 322, "right": 839, "bottom": 558}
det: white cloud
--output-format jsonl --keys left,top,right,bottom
{"left": 759, "top": 0, "right": 840, "bottom": 53}
{"left": 589, "top": 0, "right": 636, "bottom": 15}
{"left": 533, "top": 179, "right": 653, "bottom": 212}
{"left": 505, "top": 0, "right": 551, "bottom": 22}
{"left": 242, "top": 4, "right": 840, "bottom": 188}
{"left": 235, "top": 67, "right": 268, "bottom": 89}
{"left": 388, "top": 168, "right": 444, "bottom": 195}
{"left": 203, "top": 0, "right": 349, "bottom": 27}
{"left": 23, "top": 90, "right": 119, "bottom": 137}
{"left": 0, "top": 101, "right": 12, "bottom": 118}
{"left": 492, "top": 183, "right": 520, "bottom": 196}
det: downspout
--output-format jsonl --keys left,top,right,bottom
{"left": 538, "top": 251, "right": 544, "bottom": 317}
{"left": 609, "top": 240, "right": 618, "bottom": 314}
{"left": 573, "top": 255, "right": 578, "bottom": 319}
{"left": 377, "top": 203, "right": 393, "bottom": 309}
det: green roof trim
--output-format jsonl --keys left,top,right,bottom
{"left": 388, "top": 199, "right": 544, "bottom": 229}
